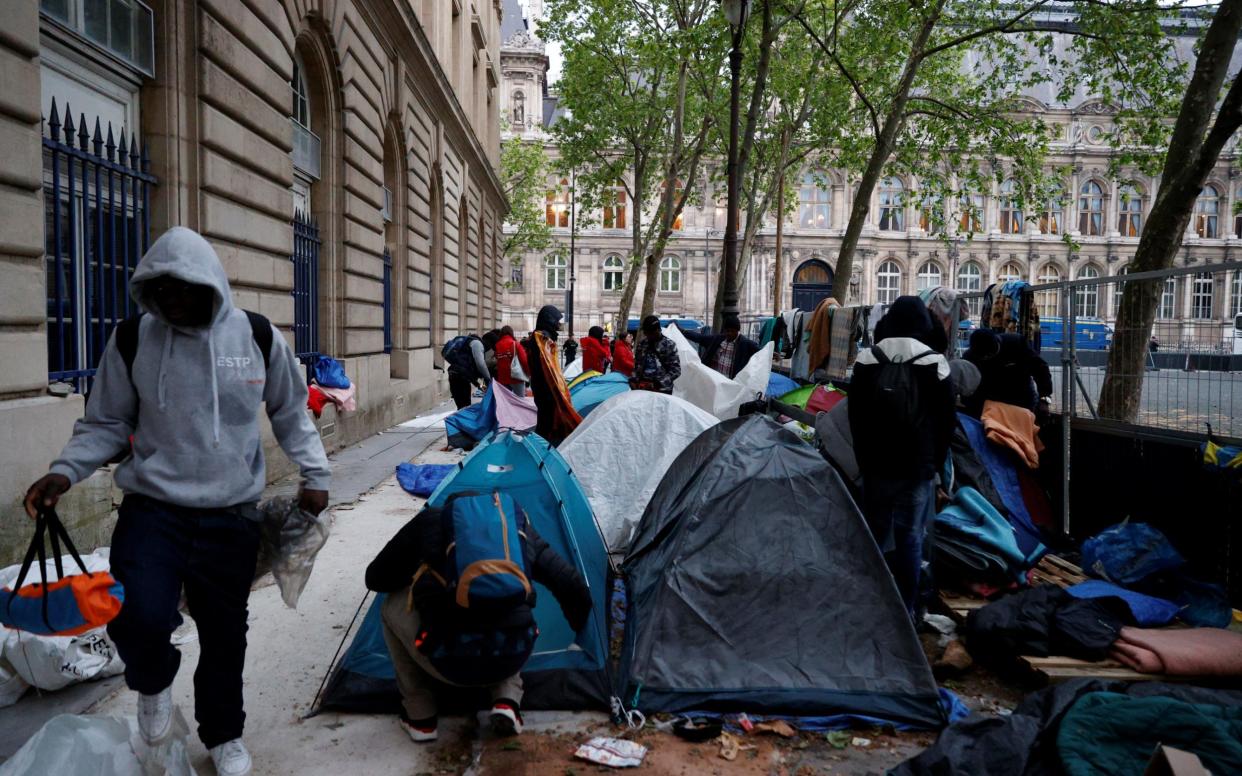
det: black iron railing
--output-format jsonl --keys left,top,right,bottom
{"left": 292, "top": 210, "right": 321, "bottom": 363}
{"left": 43, "top": 98, "right": 156, "bottom": 394}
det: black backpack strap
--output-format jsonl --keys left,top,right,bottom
{"left": 115, "top": 314, "right": 144, "bottom": 383}
{"left": 243, "top": 310, "right": 274, "bottom": 371}
{"left": 871, "top": 345, "right": 890, "bottom": 365}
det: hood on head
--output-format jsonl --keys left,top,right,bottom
{"left": 875, "top": 295, "right": 933, "bottom": 344}
{"left": 130, "top": 227, "right": 233, "bottom": 327}
{"left": 966, "top": 329, "right": 1002, "bottom": 361}
{"left": 535, "top": 305, "right": 563, "bottom": 334}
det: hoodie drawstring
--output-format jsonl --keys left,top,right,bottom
{"left": 157, "top": 330, "right": 173, "bottom": 410}
{"left": 208, "top": 334, "right": 221, "bottom": 446}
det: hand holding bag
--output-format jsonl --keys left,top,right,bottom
{"left": 0, "top": 508, "right": 125, "bottom": 636}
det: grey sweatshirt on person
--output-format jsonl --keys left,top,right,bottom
{"left": 49, "top": 227, "right": 331, "bottom": 509}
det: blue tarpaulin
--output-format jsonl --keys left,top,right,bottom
{"left": 765, "top": 373, "right": 799, "bottom": 399}
{"left": 957, "top": 413, "right": 1046, "bottom": 561}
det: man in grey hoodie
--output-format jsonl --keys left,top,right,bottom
{"left": 23, "top": 227, "right": 330, "bottom": 776}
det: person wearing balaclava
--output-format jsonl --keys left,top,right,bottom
{"left": 523, "top": 305, "right": 581, "bottom": 445}
{"left": 23, "top": 227, "right": 330, "bottom": 776}
{"left": 848, "top": 295, "right": 955, "bottom": 619}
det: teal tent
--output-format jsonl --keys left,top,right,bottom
{"left": 314, "top": 430, "right": 612, "bottom": 713}
{"left": 569, "top": 372, "right": 630, "bottom": 417}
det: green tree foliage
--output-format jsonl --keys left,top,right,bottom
{"left": 792, "top": 0, "right": 1187, "bottom": 304}
{"left": 500, "top": 129, "right": 556, "bottom": 270}
{"left": 543, "top": 0, "right": 725, "bottom": 330}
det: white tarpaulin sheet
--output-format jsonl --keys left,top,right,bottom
{"left": 664, "top": 326, "right": 772, "bottom": 419}
{"left": 560, "top": 391, "right": 719, "bottom": 551}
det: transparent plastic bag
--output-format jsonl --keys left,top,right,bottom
{"left": 258, "top": 496, "right": 331, "bottom": 609}
{"left": 0, "top": 709, "right": 196, "bottom": 776}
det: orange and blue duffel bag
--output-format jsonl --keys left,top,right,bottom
{"left": 0, "top": 508, "right": 124, "bottom": 636}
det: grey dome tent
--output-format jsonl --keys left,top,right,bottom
{"left": 617, "top": 415, "right": 944, "bottom": 727}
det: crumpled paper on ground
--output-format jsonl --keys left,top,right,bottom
{"left": 574, "top": 737, "right": 647, "bottom": 768}
{"left": 258, "top": 497, "right": 331, "bottom": 609}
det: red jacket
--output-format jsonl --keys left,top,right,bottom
{"left": 494, "top": 334, "right": 530, "bottom": 385}
{"left": 611, "top": 338, "right": 635, "bottom": 377}
{"left": 581, "top": 336, "right": 611, "bottom": 374}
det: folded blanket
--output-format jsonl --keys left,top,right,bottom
{"left": 1110, "top": 626, "right": 1242, "bottom": 676}
{"left": 982, "top": 400, "right": 1043, "bottom": 469}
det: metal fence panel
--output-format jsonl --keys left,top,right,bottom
{"left": 43, "top": 99, "right": 155, "bottom": 394}
{"left": 292, "top": 210, "right": 321, "bottom": 362}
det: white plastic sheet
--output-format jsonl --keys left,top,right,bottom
{"left": 560, "top": 391, "right": 719, "bottom": 552}
{"left": 0, "top": 710, "right": 197, "bottom": 776}
{"left": 664, "top": 326, "right": 772, "bottom": 420}
{"left": 563, "top": 355, "right": 584, "bottom": 381}
{"left": 0, "top": 549, "right": 124, "bottom": 702}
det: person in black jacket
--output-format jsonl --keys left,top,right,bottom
{"left": 963, "top": 329, "right": 1053, "bottom": 419}
{"left": 365, "top": 501, "right": 591, "bottom": 744}
{"left": 848, "top": 296, "right": 956, "bottom": 618}
{"left": 680, "top": 316, "right": 760, "bottom": 379}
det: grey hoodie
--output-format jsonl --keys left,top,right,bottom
{"left": 49, "top": 227, "right": 330, "bottom": 509}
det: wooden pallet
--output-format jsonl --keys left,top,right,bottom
{"left": 1019, "top": 655, "right": 1169, "bottom": 684}
{"left": 1027, "top": 554, "right": 1088, "bottom": 588}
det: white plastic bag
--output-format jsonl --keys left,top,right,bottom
{"left": 5, "top": 629, "right": 125, "bottom": 692}
{"left": 574, "top": 737, "right": 647, "bottom": 768}
{"left": 258, "top": 497, "right": 331, "bottom": 609}
{"left": 0, "top": 710, "right": 196, "bottom": 776}
{"left": 0, "top": 638, "right": 30, "bottom": 708}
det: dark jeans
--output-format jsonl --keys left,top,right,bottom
{"left": 861, "top": 477, "right": 936, "bottom": 619}
{"left": 107, "top": 494, "right": 261, "bottom": 748}
{"left": 448, "top": 372, "right": 474, "bottom": 409}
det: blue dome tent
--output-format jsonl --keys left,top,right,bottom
{"left": 569, "top": 372, "right": 630, "bottom": 418}
{"left": 313, "top": 430, "right": 612, "bottom": 713}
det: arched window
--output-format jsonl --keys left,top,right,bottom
{"left": 957, "top": 261, "right": 983, "bottom": 316}
{"left": 1195, "top": 185, "right": 1220, "bottom": 238}
{"left": 919, "top": 192, "right": 943, "bottom": 234}
{"left": 1074, "top": 265, "right": 1100, "bottom": 318}
{"left": 878, "top": 177, "right": 904, "bottom": 231}
{"left": 1236, "top": 187, "right": 1242, "bottom": 238}
{"left": 1112, "top": 267, "right": 1128, "bottom": 316}
{"left": 512, "top": 90, "right": 525, "bottom": 125}
{"left": 1078, "top": 180, "right": 1105, "bottom": 236}
{"left": 998, "top": 262, "right": 1023, "bottom": 283}
{"left": 1040, "top": 186, "right": 1066, "bottom": 235}
{"left": 999, "top": 180, "right": 1023, "bottom": 234}
{"left": 545, "top": 178, "right": 570, "bottom": 227}
{"left": 798, "top": 172, "right": 831, "bottom": 228}
{"left": 1232, "top": 271, "right": 1242, "bottom": 317}
{"left": 959, "top": 191, "right": 984, "bottom": 233}
{"left": 1036, "top": 265, "right": 1061, "bottom": 317}
{"left": 602, "top": 180, "right": 627, "bottom": 229}
{"left": 916, "top": 261, "right": 942, "bottom": 292}
{"left": 659, "top": 255, "right": 681, "bottom": 292}
{"left": 602, "top": 254, "right": 624, "bottom": 291}
{"left": 1118, "top": 185, "right": 1144, "bottom": 237}
{"left": 292, "top": 57, "right": 311, "bottom": 129}
{"left": 545, "top": 253, "right": 567, "bottom": 290}
{"left": 876, "top": 260, "right": 901, "bottom": 303}
{"left": 1159, "top": 277, "right": 1176, "bottom": 319}
{"left": 1192, "top": 272, "right": 1214, "bottom": 319}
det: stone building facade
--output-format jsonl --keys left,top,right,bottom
{"left": 501, "top": 6, "right": 1242, "bottom": 342}
{"left": 0, "top": 0, "right": 507, "bottom": 564}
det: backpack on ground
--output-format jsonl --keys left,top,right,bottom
{"left": 442, "top": 334, "right": 481, "bottom": 377}
{"left": 409, "top": 491, "right": 537, "bottom": 683}
{"left": 868, "top": 347, "right": 935, "bottom": 440}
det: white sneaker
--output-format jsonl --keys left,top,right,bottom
{"left": 137, "top": 687, "right": 173, "bottom": 744}
{"left": 209, "top": 738, "right": 252, "bottom": 776}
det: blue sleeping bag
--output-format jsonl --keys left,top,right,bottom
{"left": 395, "top": 463, "right": 457, "bottom": 498}
{"left": 957, "top": 413, "right": 1046, "bottom": 561}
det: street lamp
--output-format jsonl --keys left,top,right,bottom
{"left": 719, "top": 0, "right": 749, "bottom": 325}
